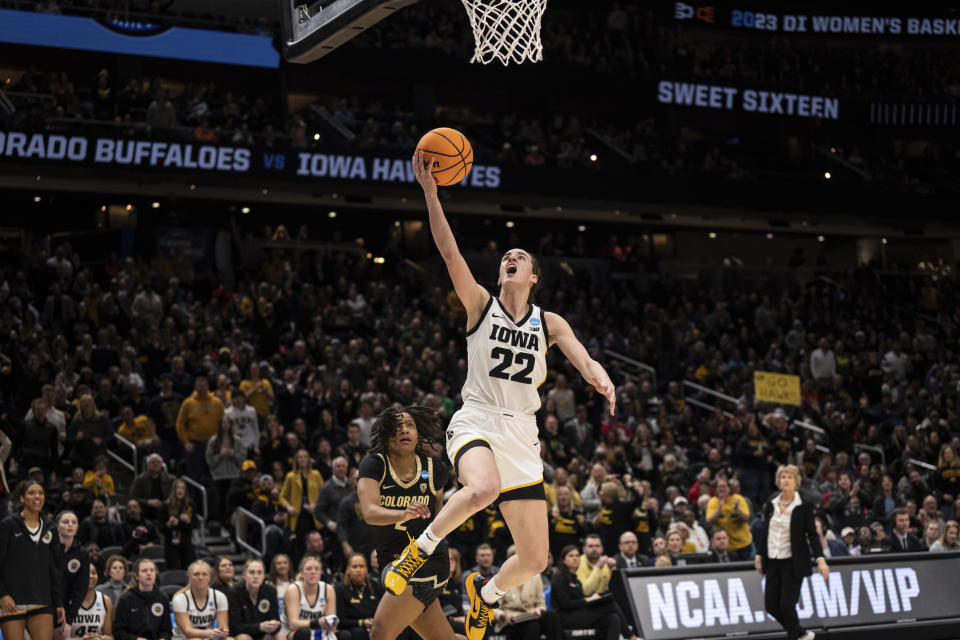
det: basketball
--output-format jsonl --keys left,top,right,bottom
{"left": 416, "top": 127, "right": 473, "bottom": 186}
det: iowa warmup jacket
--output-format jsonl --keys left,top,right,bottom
{"left": 0, "top": 513, "right": 63, "bottom": 609}
{"left": 113, "top": 587, "right": 172, "bottom": 640}
{"left": 62, "top": 539, "right": 90, "bottom": 623}
{"left": 228, "top": 582, "right": 279, "bottom": 640}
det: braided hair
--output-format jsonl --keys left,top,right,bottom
{"left": 367, "top": 405, "right": 444, "bottom": 458}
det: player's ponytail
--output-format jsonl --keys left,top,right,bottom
{"left": 528, "top": 252, "right": 542, "bottom": 302}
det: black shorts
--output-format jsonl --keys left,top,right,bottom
{"left": 0, "top": 605, "right": 53, "bottom": 623}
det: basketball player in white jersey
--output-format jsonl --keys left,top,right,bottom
{"left": 384, "top": 149, "right": 617, "bottom": 640}
{"left": 68, "top": 565, "right": 112, "bottom": 640}
{"left": 280, "top": 556, "right": 339, "bottom": 640}
{"left": 171, "top": 561, "right": 230, "bottom": 640}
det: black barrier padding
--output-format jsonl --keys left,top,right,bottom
{"left": 618, "top": 551, "right": 960, "bottom": 639}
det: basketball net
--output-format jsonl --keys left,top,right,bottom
{"left": 461, "top": 0, "right": 546, "bottom": 65}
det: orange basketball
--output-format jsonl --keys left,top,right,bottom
{"left": 416, "top": 127, "right": 473, "bottom": 186}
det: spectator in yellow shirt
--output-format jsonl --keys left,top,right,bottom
{"left": 705, "top": 475, "right": 754, "bottom": 560}
{"left": 83, "top": 455, "right": 115, "bottom": 497}
{"left": 576, "top": 533, "right": 616, "bottom": 596}
{"left": 544, "top": 466, "right": 582, "bottom": 511}
{"left": 176, "top": 376, "right": 225, "bottom": 478}
{"left": 115, "top": 405, "right": 160, "bottom": 451}
{"left": 239, "top": 362, "right": 274, "bottom": 420}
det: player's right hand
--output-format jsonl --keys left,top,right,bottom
{"left": 400, "top": 502, "right": 431, "bottom": 522}
{"left": 0, "top": 595, "right": 15, "bottom": 613}
{"left": 412, "top": 149, "right": 438, "bottom": 196}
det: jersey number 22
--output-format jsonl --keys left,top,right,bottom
{"left": 488, "top": 347, "right": 534, "bottom": 384}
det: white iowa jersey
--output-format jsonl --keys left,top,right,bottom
{"left": 71, "top": 592, "right": 107, "bottom": 637}
{"left": 280, "top": 581, "right": 327, "bottom": 631}
{"left": 172, "top": 588, "right": 228, "bottom": 640}
{"left": 462, "top": 297, "right": 548, "bottom": 414}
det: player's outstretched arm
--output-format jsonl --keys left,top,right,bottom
{"left": 545, "top": 312, "right": 616, "bottom": 415}
{"left": 412, "top": 149, "right": 488, "bottom": 320}
{"left": 358, "top": 478, "right": 431, "bottom": 526}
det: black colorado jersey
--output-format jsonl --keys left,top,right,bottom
{"left": 358, "top": 453, "right": 448, "bottom": 561}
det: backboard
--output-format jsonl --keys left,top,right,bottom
{"left": 279, "top": 0, "right": 419, "bottom": 64}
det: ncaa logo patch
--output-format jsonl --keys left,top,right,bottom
{"left": 529, "top": 316, "right": 539, "bottom": 327}
{"left": 67, "top": 558, "right": 82, "bottom": 573}
{"left": 151, "top": 603, "right": 164, "bottom": 617}
{"left": 42, "top": 530, "right": 53, "bottom": 544}
{"left": 420, "top": 470, "right": 429, "bottom": 480}
{"left": 258, "top": 599, "right": 270, "bottom": 613}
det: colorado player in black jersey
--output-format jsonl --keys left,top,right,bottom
{"left": 357, "top": 407, "right": 464, "bottom": 640}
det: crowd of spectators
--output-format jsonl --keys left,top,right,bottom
{"left": 1, "top": 216, "right": 959, "bottom": 587}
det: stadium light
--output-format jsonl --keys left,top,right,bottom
{"left": 766, "top": 233, "right": 774, "bottom": 239}
{"left": 708, "top": 232, "right": 717, "bottom": 239}
{"left": 33, "top": 196, "right": 41, "bottom": 203}
{"left": 313, "top": 133, "right": 321, "bottom": 141}
{"left": 261, "top": 188, "right": 269, "bottom": 195}
{"left": 881, "top": 237, "right": 888, "bottom": 244}
{"left": 151, "top": 201, "right": 160, "bottom": 209}
{"left": 589, "top": 154, "right": 598, "bottom": 162}
{"left": 328, "top": 211, "right": 337, "bottom": 218}
{"left": 505, "top": 221, "right": 515, "bottom": 228}
{"left": 824, "top": 172, "right": 831, "bottom": 179}
{"left": 189, "top": 184, "right": 196, "bottom": 191}
{"left": 817, "top": 235, "right": 825, "bottom": 242}
{"left": 577, "top": 225, "right": 586, "bottom": 232}
{"left": 241, "top": 207, "right": 251, "bottom": 214}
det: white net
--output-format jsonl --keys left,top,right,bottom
{"left": 461, "top": 0, "right": 547, "bottom": 65}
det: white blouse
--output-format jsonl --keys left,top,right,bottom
{"left": 767, "top": 492, "right": 801, "bottom": 559}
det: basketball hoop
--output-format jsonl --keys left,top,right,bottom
{"left": 460, "top": 0, "right": 546, "bottom": 65}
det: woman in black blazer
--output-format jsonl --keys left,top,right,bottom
{"left": 754, "top": 465, "right": 829, "bottom": 640}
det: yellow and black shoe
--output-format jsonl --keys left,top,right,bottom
{"left": 464, "top": 572, "right": 498, "bottom": 640}
{"left": 382, "top": 536, "right": 428, "bottom": 595}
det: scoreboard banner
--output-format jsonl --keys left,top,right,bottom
{"left": 0, "top": 9, "right": 280, "bottom": 68}
{"left": 656, "top": 80, "right": 840, "bottom": 120}
{"left": 672, "top": 3, "right": 960, "bottom": 37}
{"left": 0, "top": 130, "right": 502, "bottom": 190}
{"left": 622, "top": 552, "right": 960, "bottom": 639}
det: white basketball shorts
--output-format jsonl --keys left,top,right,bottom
{"left": 445, "top": 400, "right": 545, "bottom": 501}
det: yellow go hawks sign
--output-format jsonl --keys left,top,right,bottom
{"left": 754, "top": 371, "right": 801, "bottom": 406}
